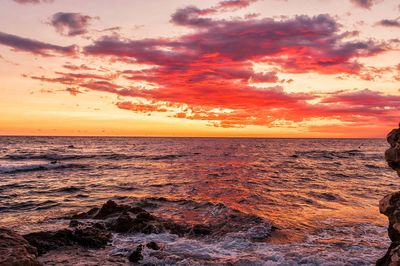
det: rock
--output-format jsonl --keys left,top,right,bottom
{"left": 107, "top": 211, "right": 136, "bottom": 233}
{"left": 191, "top": 224, "right": 211, "bottom": 236}
{"left": 69, "top": 220, "right": 82, "bottom": 228}
{"left": 146, "top": 241, "right": 160, "bottom": 250}
{"left": 377, "top": 126, "right": 400, "bottom": 265}
{"left": 385, "top": 127, "right": 400, "bottom": 176}
{"left": 128, "top": 245, "right": 143, "bottom": 263}
{"left": 0, "top": 228, "right": 41, "bottom": 266}
{"left": 71, "top": 207, "right": 99, "bottom": 219}
{"left": 376, "top": 242, "right": 400, "bottom": 266}
{"left": 72, "top": 226, "right": 111, "bottom": 248}
{"left": 24, "top": 229, "right": 75, "bottom": 255}
{"left": 24, "top": 226, "right": 111, "bottom": 255}
{"left": 94, "top": 200, "right": 131, "bottom": 219}
{"left": 135, "top": 211, "right": 155, "bottom": 222}
{"left": 387, "top": 127, "right": 400, "bottom": 148}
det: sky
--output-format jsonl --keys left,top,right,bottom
{"left": 0, "top": 0, "right": 399, "bottom": 137}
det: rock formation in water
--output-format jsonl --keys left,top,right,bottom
{"left": 1, "top": 198, "right": 275, "bottom": 264}
{"left": 0, "top": 228, "right": 41, "bottom": 266}
{"left": 377, "top": 126, "right": 400, "bottom": 265}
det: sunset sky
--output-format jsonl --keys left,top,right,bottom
{"left": 0, "top": 0, "right": 399, "bottom": 137}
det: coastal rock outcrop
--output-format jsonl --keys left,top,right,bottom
{"left": 0, "top": 228, "right": 41, "bottom": 266}
{"left": 377, "top": 126, "right": 400, "bottom": 265}
{"left": 12, "top": 198, "right": 275, "bottom": 264}
{"left": 385, "top": 127, "right": 400, "bottom": 177}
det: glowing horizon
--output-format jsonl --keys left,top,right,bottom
{"left": 0, "top": 0, "right": 399, "bottom": 138}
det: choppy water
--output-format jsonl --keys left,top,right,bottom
{"left": 0, "top": 137, "right": 396, "bottom": 265}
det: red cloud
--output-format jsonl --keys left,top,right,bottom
{"left": 26, "top": 3, "right": 396, "bottom": 132}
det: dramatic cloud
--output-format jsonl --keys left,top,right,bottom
{"left": 13, "top": 0, "right": 53, "bottom": 4}
{"left": 350, "top": 0, "right": 381, "bottom": 9}
{"left": 0, "top": 31, "right": 77, "bottom": 56}
{"left": 50, "top": 12, "right": 95, "bottom": 36}
{"left": 26, "top": 1, "right": 395, "bottom": 129}
{"left": 377, "top": 18, "right": 400, "bottom": 28}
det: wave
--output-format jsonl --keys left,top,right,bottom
{"left": 4, "top": 153, "right": 186, "bottom": 161}
{"left": 293, "top": 149, "right": 381, "bottom": 160}
{"left": 0, "top": 163, "right": 87, "bottom": 174}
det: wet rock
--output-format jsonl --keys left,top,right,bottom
{"left": 376, "top": 242, "right": 400, "bottom": 266}
{"left": 162, "top": 220, "right": 191, "bottom": 236}
{"left": 0, "top": 228, "right": 40, "bottom": 266}
{"left": 72, "top": 226, "right": 111, "bottom": 248}
{"left": 107, "top": 211, "right": 136, "bottom": 233}
{"left": 385, "top": 127, "right": 400, "bottom": 176}
{"left": 128, "top": 245, "right": 143, "bottom": 263}
{"left": 135, "top": 211, "right": 155, "bottom": 222}
{"left": 378, "top": 125, "right": 400, "bottom": 265}
{"left": 191, "top": 224, "right": 211, "bottom": 236}
{"left": 94, "top": 200, "right": 131, "bottom": 219}
{"left": 380, "top": 191, "right": 400, "bottom": 242}
{"left": 24, "top": 226, "right": 111, "bottom": 255}
{"left": 71, "top": 207, "right": 99, "bottom": 219}
{"left": 69, "top": 219, "right": 82, "bottom": 228}
{"left": 146, "top": 241, "right": 160, "bottom": 250}
{"left": 24, "top": 229, "right": 75, "bottom": 255}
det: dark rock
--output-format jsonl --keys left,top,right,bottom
{"left": 162, "top": 221, "right": 191, "bottom": 236}
{"left": 191, "top": 224, "right": 211, "bottom": 236}
{"left": 128, "top": 245, "right": 143, "bottom": 263}
{"left": 69, "top": 220, "right": 82, "bottom": 228}
{"left": 24, "top": 229, "right": 75, "bottom": 255}
{"left": 376, "top": 241, "right": 400, "bottom": 266}
{"left": 24, "top": 226, "right": 111, "bottom": 255}
{"left": 107, "top": 211, "right": 136, "bottom": 233}
{"left": 0, "top": 228, "right": 40, "bottom": 266}
{"left": 72, "top": 226, "right": 111, "bottom": 248}
{"left": 385, "top": 127, "right": 400, "bottom": 176}
{"left": 135, "top": 211, "right": 155, "bottom": 222}
{"left": 71, "top": 207, "right": 99, "bottom": 219}
{"left": 141, "top": 224, "right": 161, "bottom": 234}
{"left": 146, "top": 241, "right": 160, "bottom": 250}
{"left": 380, "top": 192, "right": 400, "bottom": 242}
{"left": 94, "top": 200, "right": 131, "bottom": 219}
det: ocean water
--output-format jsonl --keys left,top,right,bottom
{"left": 0, "top": 136, "right": 396, "bottom": 265}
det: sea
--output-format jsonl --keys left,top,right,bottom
{"left": 0, "top": 136, "right": 396, "bottom": 265}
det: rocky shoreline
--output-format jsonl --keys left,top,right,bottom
{"left": 1, "top": 197, "right": 275, "bottom": 265}
{"left": 377, "top": 126, "right": 400, "bottom": 266}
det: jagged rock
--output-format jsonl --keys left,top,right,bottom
{"left": 0, "top": 228, "right": 41, "bottom": 266}
{"left": 128, "top": 245, "right": 143, "bottom": 263}
{"left": 377, "top": 242, "right": 400, "bottom": 266}
{"left": 107, "top": 211, "right": 136, "bottom": 233}
{"left": 385, "top": 127, "right": 400, "bottom": 176}
{"left": 146, "top": 241, "right": 160, "bottom": 250}
{"left": 191, "top": 224, "right": 211, "bottom": 236}
{"left": 377, "top": 126, "right": 400, "bottom": 265}
{"left": 24, "top": 225, "right": 111, "bottom": 255}
{"left": 94, "top": 200, "right": 132, "bottom": 219}
{"left": 72, "top": 226, "right": 111, "bottom": 248}
{"left": 24, "top": 229, "right": 75, "bottom": 255}
{"left": 380, "top": 192, "right": 400, "bottom": 242}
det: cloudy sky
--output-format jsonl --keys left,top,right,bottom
{"left": 0, "top": 0, "right": 399, "bottom": 137}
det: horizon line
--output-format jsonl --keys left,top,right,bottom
{"left": 0, "top": 134, "right": 385, "bottom": 139}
